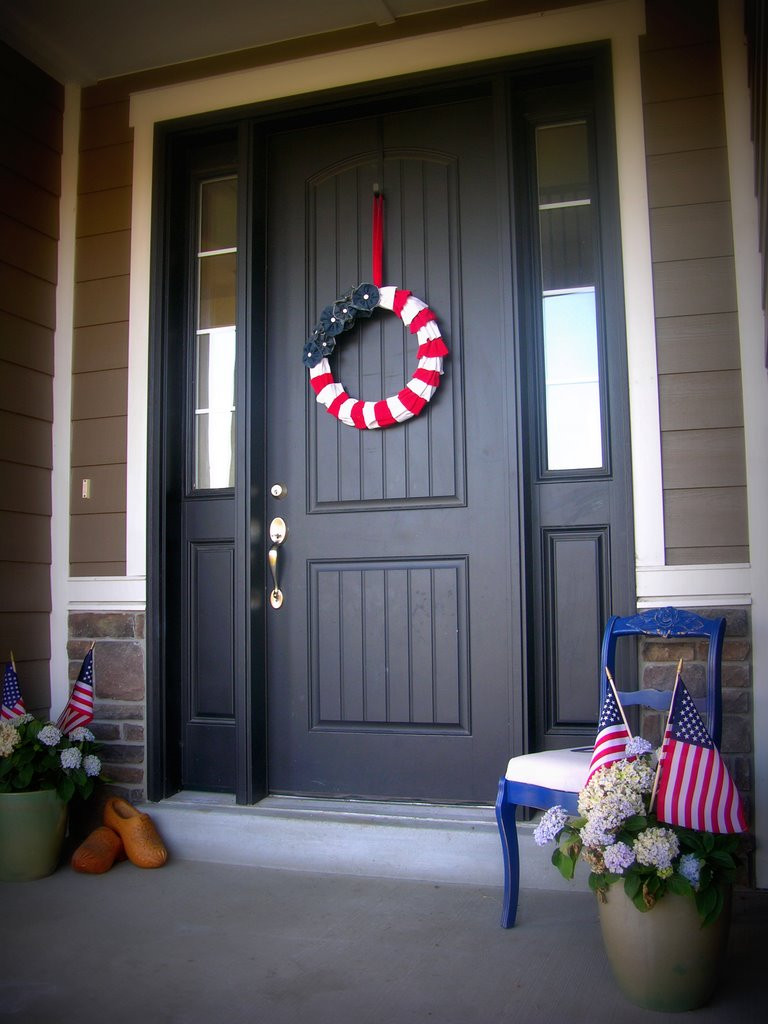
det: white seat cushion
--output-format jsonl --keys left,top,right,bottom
{"left": 504, "top": 748, "right": 592, "bottom": 793}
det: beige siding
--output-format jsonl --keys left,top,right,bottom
{"left": 70, "top": 89, "right": 133, "bottom": 575}
{"left": 641, "top": 0, "right": 748, "bottom": 565}
{"left": 0, "top": 43, "right": 61, "bottom": 711}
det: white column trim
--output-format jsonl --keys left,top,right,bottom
{"left": 610, "top": 33, "right": 666, "bottom": 567}
{"left": 125, "top": 117, "right": 154, "bottom": 579}
{"left": 636, "top": 563, "right": 751, "bottom": 608}
{"left": 719, "top": 0, "right": 768, "bottom": 887}
{"left": 50, "top": 82, "right": 80, "bottom": 716}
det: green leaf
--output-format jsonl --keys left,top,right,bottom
{"left": 708, "top": 851, "right": 736, "bottom": 869}
{"left": 695, "top": 883, "right": 718, "bottom": 922}
{"left": 622, "top": 815, "right": 647, "bottom": 833}
{"left": 624, "top": 874, "right": 641, "bottom": 900}
{"left": 57, "top": 776, "right": 75, "bottom": 803}
{"left": 552, "top": 847, "right": 575, "bottom": 880}
{"left": 645, "top": 874, "right": 661, "bottom": 894}
{"left": 631, "top": 890, "right": 651, "bottom": 912}
{"left": 667, "top": 874, "right": 693, "bottom": 896}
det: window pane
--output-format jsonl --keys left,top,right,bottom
{"left": 542, "top": 291, "right": 602, "bottom": 470}
{"left": 539, "top": 205, "right": 594, "bottom": 291}
{"left": 536, "top": 121, "right": 604, "bottom": 472}
{"left": 200, "top": 177, "right": 237, "bottom": 252}
{"left": 536, "top": 122, "right": 590, "bottom": 203}
{"left": 195, "top": 328, "right": 236, "bottom": 489}
{"left": 193, "top": 172, "right": 237, "bottom": 491}
{"left": 199, "top": 252, "right": 236, "bottom": 329}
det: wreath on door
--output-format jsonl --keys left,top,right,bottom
{"left": 301, "top": 194, "right": 449, "bottom": 429}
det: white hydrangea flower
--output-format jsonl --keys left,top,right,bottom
{"left": 83, "top": 754, "right": 101, "bottom": 777}
{"left": 580, "top": 815, "right": 616, "bottom": 849}
{"left": 60, "top": 746, "right": 82, "bottom": 770}
{"left": 633, "top": 826, "right": 680, "bottom": 876}
{"left": 0, "top": 721, "right": 20, "bottom": 757}
{"left": 69, "top": 726, "right": 95, "bottom": 743}
{"left": 625, "top": 736, "right": 654, "bottom": 758}
{"left": 38, "top": 724, "right": 62, "bottom": 747}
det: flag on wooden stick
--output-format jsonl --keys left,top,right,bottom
{"left": 586, "top": 675, "right": 631, "bottom": 784}
{"left": 656, "top": 676, "right": 747, "bottom": 834}
{"left": 1, "top": 658, "right": 26, "bottom": 719}
{"left": 57, "top": 647, "right": 95, "bottom": 735}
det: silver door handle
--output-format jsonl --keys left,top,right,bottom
{"left": 268, "top": 517, "right": 287, "bottom": 608}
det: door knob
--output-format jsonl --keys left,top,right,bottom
{"left": 268, "top": 517, "right": 287, "bottom": 608}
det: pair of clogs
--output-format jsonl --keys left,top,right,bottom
{"left": 71, "top": 797, "right": 167, "bottom": 873}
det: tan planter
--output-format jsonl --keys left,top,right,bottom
{"left": 597, "top": 885, "right": 731, "bottom": 1012}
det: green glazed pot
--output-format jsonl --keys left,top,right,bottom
{"left": 597, "top": 885, "right": 731, "bottom": 1012}
{"left": 0, "top": 789, "right": 68, "bottom": 882}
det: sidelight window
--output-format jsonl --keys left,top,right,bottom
{"left": 535, "top": 121, "right": 604, "bottom": 472}
{"left": 194, "top": 175, "right": 237, "bottom": 490}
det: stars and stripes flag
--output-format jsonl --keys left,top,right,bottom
{"left": 1, "top": 661, "right": 26, "bottom": 719}
{"left": 656, "top": 676, "right": 747, "bottom": 834}
{"left": 586, "top": 685, "right": 631, "bottom": 784}
{"left": 56, "top": 648, "right": 94, "bottom": 735}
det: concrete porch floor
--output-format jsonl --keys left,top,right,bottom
{"left": 1, "top": 798, "right": 766, "bottom": 1023}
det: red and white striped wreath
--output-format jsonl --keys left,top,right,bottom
{"left": 307, "top": 286, "right": 449, "bottom": 429}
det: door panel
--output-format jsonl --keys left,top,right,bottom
{"left": 265, "top": 96, "right": 520, "bottom": 802}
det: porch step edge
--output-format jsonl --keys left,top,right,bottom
{"left": 141, "top": 795, "right": 576, "bottom": 892}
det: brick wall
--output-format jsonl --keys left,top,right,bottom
{"left": 68, "top": 610, "right": 145, "bottom": 803}
{"left": 638, "top": 607, "right": 752, "bottom": 821}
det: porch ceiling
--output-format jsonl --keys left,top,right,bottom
{"left": 0, "top": 0, "right": 539, "bottom": 85}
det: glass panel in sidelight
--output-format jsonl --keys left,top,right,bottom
{"left": 200, "top": 177, "right": 237, "bottom": 252}
{"left": 536, "top": 122, "right": 604, "bottom": 471}
{"left": 195, "top": 328, "right": 236, "bottom": 489}
{"left": 193, "top": 173, "right": 237, "bottom": 490}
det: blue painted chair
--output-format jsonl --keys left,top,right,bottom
{"left": 495, "top": 606, "right": 726, "bottom": 927}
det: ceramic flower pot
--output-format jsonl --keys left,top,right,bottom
{"left": 0, "top": 789, "right": 68, "bottom": 882}
{"left": 597, "top": 885, "right": 731, "bottom": 1012}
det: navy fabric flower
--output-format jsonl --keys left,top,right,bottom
{"left": 302, "top": 337, "right": 324, "bottom": 368}
{"left": 302, "top": 283, "right": 382, "bottom": 367}
{"left": 319, "top": 304, "right": 347, "bottom": 337}
{"left": 351, "top": 283, "right": 379, "bottom": 312}
{"left": 332, "top": 300, "right": 356, "bottom": 331}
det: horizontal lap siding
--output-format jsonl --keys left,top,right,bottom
{"left": 70, "top": 90, "right": 132, "bottom": 575}
{"left": 0, "top": 43, "right": 62, "bottom": 711}
{"left": 641, "top": 0, "right": 748, "bottom": 565}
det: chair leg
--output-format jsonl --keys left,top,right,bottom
{"left": 495, "top": 776, "right": 520, "bottom": 928}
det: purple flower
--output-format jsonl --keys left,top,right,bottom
{"left": 533, "top": 805, "right": 570, "bottom": 846}
{"left": 603, "top": 841, "right": 636, "bottom": 874}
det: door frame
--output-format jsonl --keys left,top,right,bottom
{"left": 146, "top": 44, "right": 633, "bottom": 804}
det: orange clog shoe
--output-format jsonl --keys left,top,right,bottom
{"left": 71, "top": 825, "right": 125, "bottom": 874}
{"left": 103, "top": 797, "right": 168, "bottom": 869}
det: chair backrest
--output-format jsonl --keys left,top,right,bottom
{"left": 599, "top": 606, "right": 725, "bottom": 747}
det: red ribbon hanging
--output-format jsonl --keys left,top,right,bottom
{"left": 372, "top": 192, "right": 384, "bottom": 288}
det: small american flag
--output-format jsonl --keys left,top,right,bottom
{"left": 586, "top": 687, "right": 630, "bottom": 784}
{"left": 1, "top": 662, "right": 26, "bottom": 719}
{"left": 57, "top": 649, "right": 95, "bottom": 735}
{"left": 656, "top": 677, "right": 747, "bottom": 834}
